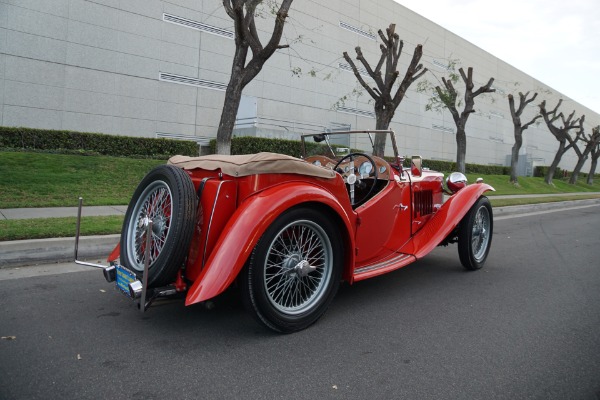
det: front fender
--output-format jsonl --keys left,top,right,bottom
{"left": 400, "top": 183, "right": 494, "bottom": 258}
{"left": 185, "top": 182, "right": 355, "bottom": 305}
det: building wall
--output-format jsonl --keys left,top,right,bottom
{"left": 0, "top": 0, "right": 598, "bottom": 170}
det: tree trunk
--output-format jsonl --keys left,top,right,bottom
{"left": 455, "top": 127, "right": 467, "bottom": 173}
{"left": 569, "top": 155, "right": 588, "bottom": 184}
{"left": 545, "top": 139, "right": 566, "bottom": 185}
{"left": 216, "top": 80, "right": 244, "bottom": 155}
{"left": 587, "top": 157, "right": 598, "bottom": 185}
{"left": 373, "top": 111, "right": 393, "bottom": 156}
{"left": 510, "top": 128, "right": 523, "bottom": 183}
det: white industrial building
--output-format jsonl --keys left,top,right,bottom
{"left": 0, "top": 0, "right": 598, "bottom": 172}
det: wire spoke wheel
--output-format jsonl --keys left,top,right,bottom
{"left": 471, "top": 205, "right": 491, "bottom": 262}
{"left": 241, "top": 207, "right": 343, "bottom": 333}
{"left": 458, "top": 196, "right": 493, "bottom": 270}
{"left": 121, "top": 165, "right": 196, "bottom": 288}
{"left": 264, "top": 220, "right": 332, "bottom": 314}
{"left": 128, "top": 181, "right": 173, "bottom": 269}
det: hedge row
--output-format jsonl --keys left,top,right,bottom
{"left": 533, "top": 166, "right": 565, "bottom": 178}
{"left": 0, "top": 127, "right": 542, "bottom": 176}
{"left": 0, "top": 126, "right": 198, "bottom": 159}
{"left": 214, "top": 137, "right": 511, "bottom": 175}
{"left": 209, "top": 136, "right": 356, "bottom": 159}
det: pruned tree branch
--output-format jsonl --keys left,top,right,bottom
{"left": 430, "top": 66, "right": 495, "bottom": 173}
{"left": 508, "top": 91, "right": 541, "bottom": 183}
{"left": 342, "top": 23, "right": 427, "bottom": 156}
{"left": 216, "top": 0, "right": 294, "bottom": 154}
{"left": 539, "top": 99, "right": 585, "bottom": 184}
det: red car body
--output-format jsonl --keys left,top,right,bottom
{"left": 85, "top": 130, "right": 494, "bottom": 332}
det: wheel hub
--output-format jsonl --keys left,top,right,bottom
{"left": 152, "top": 216, "right": 167, "bottom": 236}
{"left": 293, "top": 260, "right": 316, "bottom": 277}
{"left": 283, "top": 254, "right": 302, "bottom": 276}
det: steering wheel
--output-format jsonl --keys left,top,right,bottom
{"left": 333, "top": 153, "right": 378, "bottom": 206}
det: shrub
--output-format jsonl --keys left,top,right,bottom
{"left": 209, "top": 136, "right": 352, "bottom": 158}
{"left": 209, "top": 137, "right": 511, "bottom": 175}
{"left": 533, "top": 166, "right": 564, "bottom": 178}
{"left": 0, "top": 126, "right": 198, "bottom": 158}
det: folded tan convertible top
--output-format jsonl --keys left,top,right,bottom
{"left": 168, "top": 152, "right": 336, "bottom": 179}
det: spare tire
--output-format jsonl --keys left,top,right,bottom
{"left": 120, "top": 164, "right": 196, "bottom": 287}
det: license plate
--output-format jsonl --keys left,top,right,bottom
{"left": 115, "top": 264, "right": 136, "bottom": 298}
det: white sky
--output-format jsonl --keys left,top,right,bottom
{"left": 395, "top": 0, "right": 600, "bottom": 115}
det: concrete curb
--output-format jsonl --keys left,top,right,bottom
{"left": 1, "top": 199, "right": 599, "bottom": 269}
{"left": 0, "top": 234, "right": 120, "bottom": 269}
{"left": 492, "top": 198, "right": 600, "bottom": 216}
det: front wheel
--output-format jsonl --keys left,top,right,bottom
{"left": 241, "top": 207, "right": 344, "bottom": 333}
{"left": 458, "top": 196, "right": 493, "bottom": 270}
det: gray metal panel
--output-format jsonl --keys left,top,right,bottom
{"left": 62, "top": 112, "right": 115, "bottom": 134}
{"left": 4, "top": 29, "right": 67, "bottom": 64}
{"left": 5, "top": 4, "right": 68, "bottom": 40}
{"left": 4, "top": 0, "right": 69, "bottom": 17}
{"left": 3, "top": 105, "right": 62, "bottom": 129}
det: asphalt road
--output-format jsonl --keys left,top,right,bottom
{"left": 1, "top": 206, "right": 599, "bottom": 400}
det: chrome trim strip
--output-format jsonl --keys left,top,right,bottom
{"left": 354, "top": 253, "right": 412, "bottom": 275}
{"left": 74, "top": 197, "right": 106, "bottom": 269}
{"left": 202, "top": 181, "right": 225, "bottom": 267}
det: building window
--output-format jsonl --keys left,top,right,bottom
{"left": 163, "top": 14, "right": 233, "bottom": 39}
{"left": 337, "top": 106, "right": 375, "bottom": 119}
{"left": 159, "top": 73, "right": 227, "bottom": 91}
{"left": 339, "top": 21, "right": 376, "bottom": 41}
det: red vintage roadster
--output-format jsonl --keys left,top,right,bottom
{"left": 75, "top": 130, "right": 494, "bottom": 332}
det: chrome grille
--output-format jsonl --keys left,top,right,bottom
{"left": 414, "top": 190, "right": 433, "bottom": 218}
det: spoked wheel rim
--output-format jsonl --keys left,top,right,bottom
{"left": 126, "top": 180, "right": 173, "bottom": 272}
{"left": 471, "top": 205, "right": 491, "bottom": 262}
{"left": 263, "top": 220, "right": 333, "bottom": 315}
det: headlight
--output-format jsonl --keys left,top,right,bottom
{"left": 446, "top": 172, "right": 467, "bottom": 193}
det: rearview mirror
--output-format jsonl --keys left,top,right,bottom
{"left": 313, "top": 134, "right": 326, "bottom": 143}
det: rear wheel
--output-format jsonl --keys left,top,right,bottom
{"left": 458, "top": 196, "right": 493, "bottom": 270}
{"left": 120, "top": 165, "right": 196, "bottom": 287}
{"left": 241, "top": 207, "right": 343, "bottom": 333}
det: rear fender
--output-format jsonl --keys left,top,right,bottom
{"left": 400, "top": 183, "right": 494, "bottom": 258}
{"left": 185, "top": 182, "right": 355, "bottom": 305}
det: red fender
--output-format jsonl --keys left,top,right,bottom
{"left": 185, "top": 182, "right": 356, "bottom": 305}
{"left": 400, "top": 183, "right": 495, "bottom": 258}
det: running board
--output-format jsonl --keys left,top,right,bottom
{"left": 353, "top": 252, "right": 416, "bottom": 282}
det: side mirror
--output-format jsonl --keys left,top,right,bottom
{"left": 411, "top": 155, "right": 422, "bottom": 177}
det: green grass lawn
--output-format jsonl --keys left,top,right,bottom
{"left": 2, "top": 151, "right": 599, "bottom": 209}
{"left": 468, "top": 174, "right": 600, "bottom": 195}
{"left": 1, "top": 151, "right": 598, "bottom": 241}
{"left": 489, "top": 194, "right": 600, "bottom": 207}
{"left": 0, "top": 215, "right": 124, "bottom": 241}
{"left": 0, "top": 151, "right": 164, "bottom": 208}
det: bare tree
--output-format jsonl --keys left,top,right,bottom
{"left": 587, "top": 126, "right": 600, "bottom": 185}
{"left": 342, "top": 23, "right": 426, "bottom": 156}
{"left": 508, "top": 92, "right": 541, "bottom": 184}
{"left": 433, "top": 67, "right": 495, "bottom": 173}
{"left": 570, "top": 124, "right": 600, "bottom": 183}
{"left": 216, "top": 0, "right": 293, "bottom": 155}
{"left": 539, "top": 99, "right": 584, "bottom": 185}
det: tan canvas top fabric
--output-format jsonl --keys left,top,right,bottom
{"left": 168, "top": 152, "right": 336, "bottom": 179}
